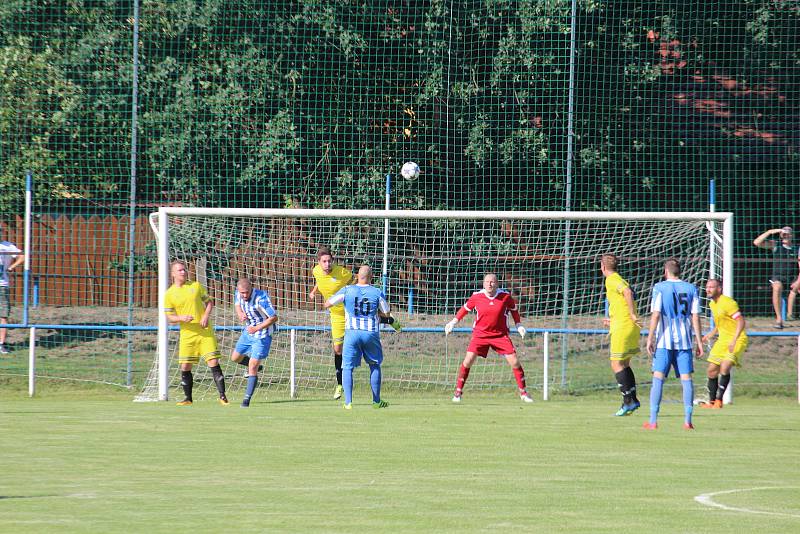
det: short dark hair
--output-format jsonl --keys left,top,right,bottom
{"left": 706, "top": 278, "right": 722, "bottom": 287}
{"left": 601, "top": 254, "right": 618, "bottom": 271}
{"left": 664, "top": 258, "right": 681, "bottom": 276}
{"left": 316, "top": 245, "right": 333, "bottom": 259}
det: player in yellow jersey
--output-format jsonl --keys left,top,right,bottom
{"left": 700, "top": 278, "right": 748, "bottom": 409}
{"left": 163, "top": 261, "right": 228, "bottom": 406}
{"left": 600, "top": 254, "right": 642, "bottom": 416}
{"left": 309, "top": 246, "right": 353, "bottom": 399}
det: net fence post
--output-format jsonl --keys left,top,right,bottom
{"left": 157, "top": 209, "right": 170, "bottom": 401}
{"left": 28, "top": 327, "right": 36, "bottom": 397}
{"left": 543, "top": 331, "right": 549, "bottom": 401}
{"left": 290, "top": 328, "right": 296, "bottom": 399}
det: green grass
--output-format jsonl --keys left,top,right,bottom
{"left": 1, "top": 391, "right": 799, "bottom": 533}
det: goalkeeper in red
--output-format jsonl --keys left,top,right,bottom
{"left": 444, "top": 273, "right": 532, "bottom": 403}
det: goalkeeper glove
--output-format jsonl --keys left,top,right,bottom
{"left": 444, "top": 318, "right": 458, "bottom": 336}
{"left": 516, "top": 324, "right": 526, "bottom": 338}
{"left": 379, "top": 315, "right": 403, "bottom": 332}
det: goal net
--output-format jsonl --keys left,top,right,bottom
{"left": 136, "top": 209, "right": 732, "bottom": 402}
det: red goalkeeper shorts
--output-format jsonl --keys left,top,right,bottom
{"left": 467, "top": 333, "right": 516, "bottom": 357}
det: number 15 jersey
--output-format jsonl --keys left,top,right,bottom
{"left": 328, "top": 284, "right": 390, "bottom": 333}
{"left": 650, "top": 279, "right": 700, "bottom": 350}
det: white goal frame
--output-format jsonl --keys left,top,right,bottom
{"left": 151, "top": 208, "right": 734, "bottom": 401}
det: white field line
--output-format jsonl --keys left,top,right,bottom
{"left": 694, "top": 487, "right": 800, "bottom": 518}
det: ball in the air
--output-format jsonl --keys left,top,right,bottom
{"left": 400, "top": 161, "right": 420, "bottom": 179}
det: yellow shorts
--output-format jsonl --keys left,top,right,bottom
{"left": 707, "top": 337, "right": 748, "bottom": 367}
{"left": 177, "top": 326, "right": 220, "bottom": 365}
{"left": 330, "top": 311, "right": 345, "bottom": 346}
{"left": 609, "top": 323, "right": 641, "bottom": 361}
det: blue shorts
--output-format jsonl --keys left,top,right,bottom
{"left": 234, "top": 332, "right": 273, "bottom": 361}
{"left": 652, "top": 348, "right": 694, "bottom": 377}
{"left": 342, "top": 330, "right": 383, "bottom": 369}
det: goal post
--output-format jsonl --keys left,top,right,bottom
{"left": 141, "top": 208, "right": 733, "bottom": 402}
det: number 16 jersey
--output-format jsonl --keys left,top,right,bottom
{"left": 650, "top": 279, "right": 700, "bottom": 350}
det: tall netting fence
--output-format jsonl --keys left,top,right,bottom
{"left": 0, "top": 1, "right": 798, "bottom": 395}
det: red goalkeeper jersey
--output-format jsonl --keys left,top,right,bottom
{"left": 456, "top": 289, "right": 521, "bottom": 337}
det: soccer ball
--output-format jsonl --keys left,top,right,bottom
{"left": 400, "top": 161, "right": 420, "bottom": 180}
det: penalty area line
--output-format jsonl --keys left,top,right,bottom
{"left": 694, "top": 487, "right": 800, "bottom": 518}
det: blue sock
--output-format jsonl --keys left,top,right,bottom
{"left": 343, "top": 368, "right": 354, "bottom": 405}
{"left": 244, "top": 375, "right": 258, "bottom": 400}
{"left": 681, "top": 378, "right": 694, "bottom": 424}
{"left": 649, "top": 376, "right": 664, "bottom": 425}
{"left": 369, "top": 364, "right": 382, "bottom": 403}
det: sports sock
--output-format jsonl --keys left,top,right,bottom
{"left": 237, "top": 355, "right": 251, "bottom": 367}
{"left": 343, "top": 368, "right": 354, "bottom": 405}
{"left": 717, "top": 373, "right": 730, "bottom": 401}
{"left": 180, "top": 370, "right": 193, "bottom": 401}
{"left": 615, "top": 370, "right": 629, "bottom": 404}
{"left": 210, "top": 365, "right": 226, "bottom": 397}
{"left": 244, "top": 375, "right": 258, "bottom": 401}
{"left": 623, "top": 366, "right": 638, "bottom": 404}
{"left": 706, "top": 376, "right": 719, "bottom": 402}
{"left": 369, "top": 364, "right": 382, "bottom": 403}
{"left": 649, "top": 376, "right": 664, "bottom": 425}
{"left": 681, "top": 378, "right": 694, "bottom": 424}
{"left": 455, "top": 364, "right": 471, "bottom": 395}
{"left": 334, "top": 353, "right": 343, "bottom": 385}
{"left": 513, "top": 366, "right": 527, "bottom": 394}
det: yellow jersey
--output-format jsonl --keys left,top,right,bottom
{"left": 605, "top": 272, "right": 636, "bottom": 328}
{"left": 163, "top": 281, "right": 213, "bottom": 330}
{"left": 312, "top": 264, "right": 352, "bottom": 312}
{"left": 709, "top": 295, "right": 747, "bottom": 342}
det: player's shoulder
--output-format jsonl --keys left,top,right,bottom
{"left": 333, "top": 264, "right": 352, "bottom": 277}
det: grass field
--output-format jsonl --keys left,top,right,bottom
{"left": 1, "top": 390, "right": 799, "bottom": 533}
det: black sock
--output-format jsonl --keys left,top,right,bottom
{"left": 614, "top": 370, "right": 630, "bottom": 404}
{"left": 335, "top": 353, "right": 343, "bottom": 385}
{"left": 707, "top": 377, "right": 719, "bottom": 401}
{"left": 180, "top": 370, "right": 193, "bottom": 401}
{"left": 211, "top": 365, "right": 226, "bottom": 397}
{"left": 623, "top": 366, "right": 638, "bottom": 403}
{"left": 717, "top": 374, "right": 730, "bottom": 401}
{"left": 237, "top": 355, "right": 251, "bottom": 367}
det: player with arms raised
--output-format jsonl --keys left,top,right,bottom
{"left": 444, "top": 273, "right": 532, "bottom": 403}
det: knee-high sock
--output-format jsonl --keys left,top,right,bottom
{"left": 681, "top": 378, "right": 694, "bottom": 424}
{"left": 615, "top": 370, "right": 629, "bottom": 403}
{"left": 180, "top": 370, "right": 193, "bottom": 401}
{"left": 334, "top": 352, "right": 343, "bottom": 385}
{"left": 343, "top": 368, "right": 354, "bottom": 405}
{"left": 706, "top": 376, "right": 719, "bottom": 401}
{"left": 244, "top": 375, "right": 258, "bottom": 401}
{"left": 649, "top": 376, "right": 664, "bottom": 425}
{"left": 623, "top": 366, "right": 638, "bottom": 403}
{"left": 210, "top": 365, "right": 226, "bottom": 397}
{"left": 717, "top": 374, "right": 730, "bottom": 401}
{"left": 455, "top": 364, "right": 471, "bottom": 395}
{"left": 513, "top": 367, "right": 527, "bottom": 394}
{"left": 369, "top": 364, "right": 382, "bottom": 403}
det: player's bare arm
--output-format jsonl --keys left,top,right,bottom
{"left": 200, "top": 299, "right": 213, "bottom": 328}
{"left": 646, "top": 311, "right": 660, "bottom": 356}
{"left": 247, "top": 314, "right": 278, "bottom": 335}
{"left": 692, "top": 313, "right": 704, "bottom": 357}
{"left": 235, "top": 302, "right": 246, "bottom": 323}
{"left": 166, "top": 312, "right": 193, "bottom": 324}
{"left": 729, "top": 315, "right": 746, "bottom": 353}
{"left": 623, "top": 287, "right": 640, "bottom": 325}
{"left": 701, "top": 325, "right": 718, "bottom": 346}
{"left": 308, "top": 283, "right": 318, "bottom": 300}
{"left": 7, "top": 253, "right": 24, "bottom": 272}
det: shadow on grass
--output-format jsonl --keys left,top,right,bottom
{"left": 32, "top": 324, "right": 127, "bottom": 349}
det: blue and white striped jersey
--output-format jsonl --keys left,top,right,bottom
{"left": 650, "top": 279, "right": 700, "bottom": 350}
{"left": 234, "top": 288, "right": 277, "bottom": 338}
{"left": 328, "top": 284, "right": 390, "bottom": 333}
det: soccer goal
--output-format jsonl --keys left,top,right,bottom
{"left": 136, "top": 208, "right": 733, "bottom": 402}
